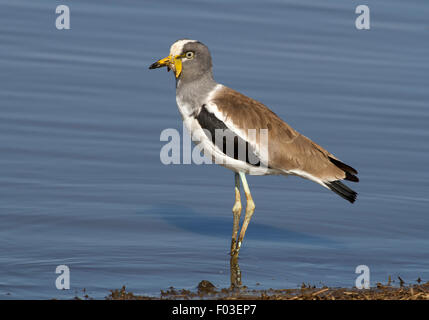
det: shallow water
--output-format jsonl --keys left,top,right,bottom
{"left": 1, "top": 0, "right": 429, "bottom": 299}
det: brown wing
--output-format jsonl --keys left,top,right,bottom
{"left": 212, "top": 86, "right": 358, "bottom": 182}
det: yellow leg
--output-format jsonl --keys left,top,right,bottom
{"left": 236, "top": 172, "right": 255, "bottom": 253}
{"left": 231, "top": 173, "right": 242, "bottom": 254}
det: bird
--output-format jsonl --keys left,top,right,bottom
{"left": 149, "top": 39, "right": 359, "bottom": 256}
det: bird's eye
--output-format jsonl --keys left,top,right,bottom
{"left": 185, "top": 51, "right": 194, "bottom": 59}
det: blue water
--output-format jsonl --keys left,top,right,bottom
{"left": 1, "top": 0, "right": 429, "bottom": 299}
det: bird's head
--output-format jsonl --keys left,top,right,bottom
{"left": 149, "top": 39, "right": 212, "bottom": 81}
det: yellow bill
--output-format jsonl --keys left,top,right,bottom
{"left": 149, "top": 54, "right": 184, "bottom": 78}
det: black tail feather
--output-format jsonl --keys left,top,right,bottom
{"left": 325, "top": 180, "right": 357, "bottom": 203}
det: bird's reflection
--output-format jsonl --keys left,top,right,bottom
{"left": 143, "top": 204, "right": 341, "bottom": 290}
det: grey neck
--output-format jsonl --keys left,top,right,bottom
{"left": 176, "top": 71, "right": 218, "bottom": 115}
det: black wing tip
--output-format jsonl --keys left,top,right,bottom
{"left": 325, "top": 180, "right": 358, "bottom": 204}
{"left": 345, "top": 172, "right": 359, "bottom": 183}
{"left": 329, "top": 157, "right": 358, "bottom": 174}
{"left": 329, "top": 157, "right": 359, "bottom": 183}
